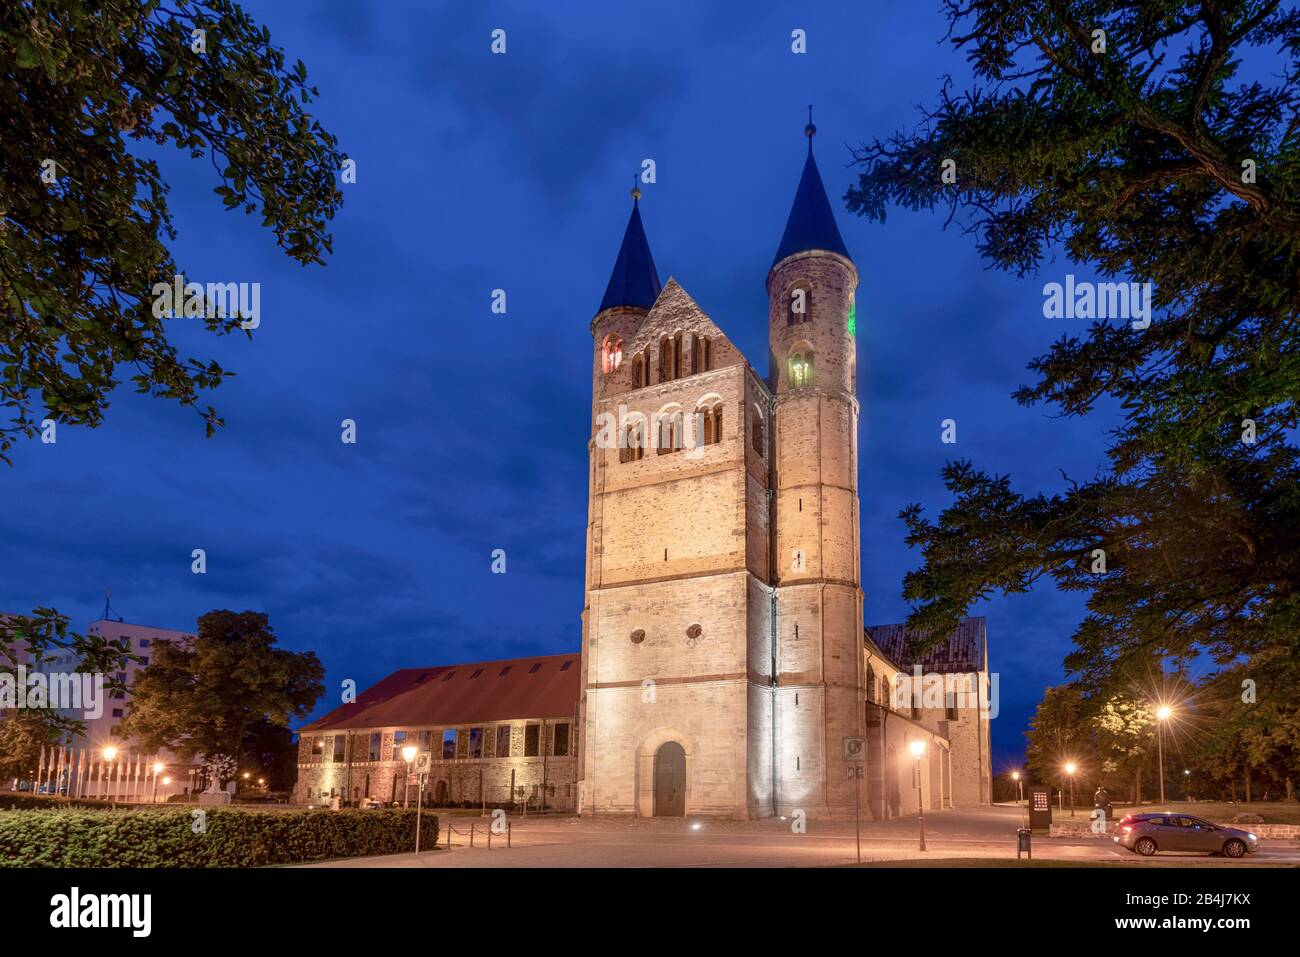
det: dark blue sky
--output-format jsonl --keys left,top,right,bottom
{"left": 2, "top": 2, "right": 1128, "bottom": 768}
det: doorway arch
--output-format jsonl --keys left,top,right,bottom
{"left": 653, "top": 741, "right": 686, "bottom": 816}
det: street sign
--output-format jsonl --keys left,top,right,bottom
{"left": 843, "top": 736, "right": 865, "bottom": 762}
{"left": 414, "top": 750, "right": 433, "bottom": 775}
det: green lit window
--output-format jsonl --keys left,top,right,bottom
{"left": 847, "top": 296, "right": 856, "bottom": 337}
{"left": 789, "top": 352, "right": 813, "bottom": 387}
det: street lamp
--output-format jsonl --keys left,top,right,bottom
{"left": 1064, "top": 762, "right": 1077, "bottom": 817}
{"left": 1155, "top": 704, "right": 1173, "bottom": 803}
{"left": 102, "top": 746, "right": 118, "bottom": 809}
{"left": 151, "top": 762, "right": 165, "bottom": 805}
{"left": 402, "top": 745, "right": 417, "bottom": 808}
{"left": 909, "top": 739, "right": 927, "bottom": 852}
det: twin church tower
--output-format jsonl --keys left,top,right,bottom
{"left": 579, "top": 120, "right": 865, "bottom": 818}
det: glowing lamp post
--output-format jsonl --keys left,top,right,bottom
{"left": 909, "top": 739, "right": 927, "bottom": 852}
{"left": 402, "top": 745, "right": 417, "bottom": 808}
{"left": 1155, "top": 705, "right": 1172, "bottom": 803}
{"left": 1064, "top": 762, "right": 1077, "bottom": 817}
{"left": 102, "top": 746, "right": 118, "bottom": 809}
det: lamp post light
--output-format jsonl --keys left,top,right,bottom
{"left": 1183, "top": 768, "right": 1191, "bottom": 801}
{"left": 102, "top": 746, "right": 118, "bottom": 810}
{"left": 151, "top": 762, "right": 165, "bottom": 805}
{"left": 1064, "top": 762, "right": 1077, "bottom": 817}
{"left": 909, "top": 739, "right": 927, "bottom": 852}
{"left": 402, "top": 745, "right": 417, "bottom": 808}
{"left": 1155, "top": 705, "right": 1172, "bottom": 803}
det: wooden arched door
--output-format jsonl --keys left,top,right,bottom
{"left": 653, "top": 742, "right": 686, "bottom": 816}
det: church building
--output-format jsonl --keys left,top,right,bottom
{"left": 294, "top": 122, "right": 992, "bottom": 820}
{"left": 578, "top": 119, "right": 992, "bottom": 819}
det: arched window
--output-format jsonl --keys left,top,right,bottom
{"left": 656, "top": 411, "right": 683, "bottom": 455}
{"left": 691, "top": 334, "right": 702, "bottom": 374}
{"left": 786, "top": 284, "right": 812, "bottom": 325}
{"left": 751, "top": 411, "right": 764, "bottom": 456}
{"left": 695, "top": 401, "right": 723, "bottom": 446}
{"left": 702, "top": 338, "right": 712, "bottom": 371}
{"left": 673, "top": 331, "right": 684, "bottom": 379}
{"left": 601, "top": 334, "right": 623, "bottom": 374}
{"left": 866, "top": 664, "right": 877, "bottom": 703}
{"left": 621, "top": 422, "right": 645, "bottom": 463}
{"left": 789, "top": 351, "right": 813, "bottom": 388}
{"left": 659, "top": 337, "right": 673, "bottom": 383}
{"left": 631, "top": 355, "right": 643, "bottom": 388}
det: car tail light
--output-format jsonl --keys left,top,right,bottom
{"left": 1119, "top": 825, "right": 1133, "bottom": 834}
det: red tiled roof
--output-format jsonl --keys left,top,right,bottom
{"left": 301, "top": 653, "right": 581, "bottom": 732}
{"left": 864, "top": 617, "right": 987, "bottom": 674}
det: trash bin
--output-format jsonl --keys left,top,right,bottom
{"left": 1017, "top": 827, "right": 1032, "bottom": 859}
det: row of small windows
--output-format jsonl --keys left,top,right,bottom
{"left": 865, "top": 665, "right": 961, "bottom": 721}
{"left": 601, "top": 333, "right": 714, "bottom": 384}
{"left": 618, "top": 406, "right": 766, "bottom": 462}
{"left": 307, "top": 722, "right": 571, "bottom": 764}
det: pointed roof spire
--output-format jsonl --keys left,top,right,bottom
{"left": 598, "top": 181, "right": 662, "bottom": 313}
{"left": 772, "top": 107, "right": 851, "bottom": 268}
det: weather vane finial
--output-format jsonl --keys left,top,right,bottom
{"left": 631, "top": 174, "right": 641, "bottom": 204}
{"left": 805, "top": 104, "right": 816, "bottom": 151}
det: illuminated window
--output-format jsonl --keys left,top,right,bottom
{"left": 789, "top": 352, "right": 813, "bottom": 387}
{"left": 311, "top": 737, "right": 324, "bottom": 758}
{"left": 847, "top": 295, "right": 856, "bottom": 337}
{"left": 601, "top": 333, "right": 623, "bottom": 374}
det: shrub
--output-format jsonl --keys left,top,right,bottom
{"left": 0, "top": 806, "right": 437, "bottom": 867}
{"left": 0, "top": 794, "right": 114, "bottom": 811}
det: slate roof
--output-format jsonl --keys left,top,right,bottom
{"left": 772, "top": 140, "right": 852, "bottom": 267}
{"left": 301, "top": 653, "right": 581, "bottom": 732}
{"left": 598, "top": 199, "right": 662, "bottom": 312}
{"left": 864, "top": 617, "right": 987, "bottom": 674}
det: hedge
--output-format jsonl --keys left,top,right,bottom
{"left": 0, "top": 794, "right": 116, "bottom": 811}
{"left": 0, "top": 806, "right": 437, "bottom": 867}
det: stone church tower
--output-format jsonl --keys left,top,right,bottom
{"left": 578, "top": 122, "right": 864, "bottom": 819}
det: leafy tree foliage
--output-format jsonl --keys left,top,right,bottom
{"left": 847, "top": 1, "right": 1300, "bottom": 693}
{"left": 0, "top": 610, "right": 133, "bottom": 750}
{"left": 118, "top": 610, "right": 323, "bottom": 785}
{"left": 0, "top": 0, "right": 345, "bottom": 462}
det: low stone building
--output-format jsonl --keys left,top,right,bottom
{"left": 294, "top": 653, "right": 581, "bottom": 811}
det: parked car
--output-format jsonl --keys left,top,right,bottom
{"left": 1113, "top": 812, "right": 1258, "bottom": 858}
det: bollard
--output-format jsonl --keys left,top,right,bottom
{"left": 508, "top": 821, "right": 512, "bottom": 848}
{"left": 470, "top": 823, "right": 475, "bottom": 848}
{"left": 445, "top": 825, "right": 451, "bottom": 849}
{"left": 1017, "top": 827, "right": 1032, "bottom": 860}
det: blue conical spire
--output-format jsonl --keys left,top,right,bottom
{"left": 598, "top": 187, "right": 662, "bottom": 313}
{"left": 772, "top": 111, "right": 851, "bottom": 268}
